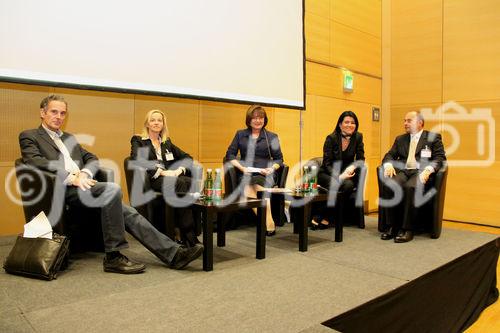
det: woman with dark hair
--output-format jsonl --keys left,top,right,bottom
{"left": 130, "top": 109, "right": 200, "bottom": 247}
{"left": 225, "top": 105, "right": 284, "bottom": 236}
{"left": 312, "top": 111, "right": 365, "bottom": 229}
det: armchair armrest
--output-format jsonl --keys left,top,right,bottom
{"left": 277, "top": 164, "right": 289, "bottom": 188}
{"left": 95, "top": 167, "right": 114, "bottom": 182}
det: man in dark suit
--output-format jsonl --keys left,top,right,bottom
{"left": 379, "top": 111, "right": 446, "bottom": 242}
{"left": 19, "top": 94, "right": 203, "bottom": 273}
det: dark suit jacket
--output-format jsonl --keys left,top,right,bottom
{"left": 382, "top": 130, "right": 446, "bottom": 172}
{"left": 130, "top": 135, "right": 193, "bottom": 179}
{"left": 320, "top": 131, "right": 365, "bottom": 178}
{"left": 19, "top": 126, "right": 99, "bottom": 180}
{"left": 225, "top": 128, "right": 284, "bottom": 169}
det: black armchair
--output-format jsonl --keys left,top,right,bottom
{"left": 123, "top": 157, "right": 203, "bottom": 240}
{"left": 222, "top": 157, "right": 289, "bottom": 226}
{"left": 376, "top": 164, "right": 448, "bottom": 238}
{"left": 15, "top": 158, "right": 113, "bottom": 252}
{"left": 306, "top": 157, "right": 366, "bottom": 228}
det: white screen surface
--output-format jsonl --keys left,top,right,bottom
{"left": 0, "top": 0, "right": 304, "bottom": 108}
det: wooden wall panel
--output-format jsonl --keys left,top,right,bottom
{"left": 442, "top": 102, "right": 500, "bottom": 226}
{"left": 332, "top": 0, "right": 382, "bottom": 38}
{"left": 391, "top": 0, "right": 443, "bottom": 106}
{"left": 331, "top": 21, "right": 381, "bottom": 77}
{"left": 306, "top": 0, "right": 330, "bottom": 18}
{"left": 306, "top": 62, "right": 382, "bottom": 104}
{"left": 199, "top": 101, "right": 248, "bottom": 163}
{"left": 306, "top": 62, "right": 337, "bottom": 97}
{"left": 445, "top": 163, "right": 500, "bottom": 225}
{"left": 365, "top": 157, "right": 380, "bottom": 211}
{"left": 273, "top": 107, "right": 301, "bottom": 188}
{"left": 305, "top": 12, "right": 330, "bottom": 63}
{"left": 351, "top": 73, "right": 382, "bottom": 105}
{"left": 0, "top": 83, "right": 51, "bottom": 163}
{"left": 301, "top": 94, "right": 317, "bottom": 162}
{"left": 0, "top": 166, "right": 25, "bottom": 235}
{"left": 443, "top": 0, "right": 500, "bottom": 101}
{"left": 134, "top": 96, "right": 200, "bottom": 160}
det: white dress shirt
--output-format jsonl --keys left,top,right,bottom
{"left": 42, "top": 124, "right": 93, "bottom": 185}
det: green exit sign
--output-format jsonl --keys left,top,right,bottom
{"left": 343, "top": 70, "right": 353, "bottom": 93}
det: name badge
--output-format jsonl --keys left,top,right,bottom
{"left": 165, "top": 152, "right": 174, "bottom": 161}
{"left": 421, "top": 146, "right": 431, "bottom": 158}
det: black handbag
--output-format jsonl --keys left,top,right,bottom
{"left": 3, "top": 233, "right": 70, "bottom": 280}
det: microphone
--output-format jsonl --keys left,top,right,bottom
{"left": 317, "top": 185, "right": 329, "bottom": 193}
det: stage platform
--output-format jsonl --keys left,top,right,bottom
{"left": 0, "top": 216, "right": 498, "bottom": 333}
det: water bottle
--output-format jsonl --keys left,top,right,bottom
{"left": 213, "top": 168, "right": 222, "bottom": 200}
{"left": 205, "top": 168, "right": 213, "bottom": 200}
{"left": 302, "top": 166, "right": 310, "bottom": 192}
{"left": 310, "top": 165, "right": 318, "bottom": 192}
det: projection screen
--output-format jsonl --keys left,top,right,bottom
{"left": 0, "top": 0, "right": 305, "bottom": 108}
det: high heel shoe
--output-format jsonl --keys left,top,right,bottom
{"left": 310, "top": 220, "right": 320, "bottom": 230}
{"left": 318, "top": 222, "right": 330, "bottom": 230}
{"left": 310, "top": 219, "right": 329, "bottom": 230}
{"left": 266, "top": 230, "right": 276, "bottom": 237}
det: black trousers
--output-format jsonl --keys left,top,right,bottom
{"left": 65, "top": 182, "right": 179, "bottom": 263}
{"left": 380, "top": 169, "right": 434, "bottom": 232}
{"left": 312, "top": 172, "right": 356, "bottom": 222}
{"left": 150, "top": 175, "right": 198, "bottom": 245}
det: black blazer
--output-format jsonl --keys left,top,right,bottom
{"left": 319, "top": 131, "right": 365, "bottom": 178}
{"left": 19, "top": 126, "right": 99, "bottom": 180}
{"left": 382, "top": 130, "right": 446, "bottom": 172}
{"left": 225, "top": 128, "right": 284, "bottom": 168}
{"left": 130, "top": 135, "right": 193, "bottom": 179}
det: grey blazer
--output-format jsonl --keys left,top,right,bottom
{"left": 19, "top": 125, "right": 99, "bottom": 179}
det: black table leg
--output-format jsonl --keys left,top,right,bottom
{"left": 256, "top": 203, "right": 266, "bottom": 259}
{"left": 202, "top": 209, "right": 214, "bottom": 271}
{"left": 290, "top": 205, "right": 307, "bottom": 251}
{"left": 291, "top": 207, "right": 299, "bottom": 234}
{"left": 216, "top": 212, "right": 226, "bottom": 247}
{"left": 299, "top": 203, "right": 310, "bottom": 251}
{"left": 334, "top": 193, "right": 344, "bottom": 242}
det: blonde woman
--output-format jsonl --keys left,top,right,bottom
{"left": 130, "top": 109, "right": 199, "bottom": 246}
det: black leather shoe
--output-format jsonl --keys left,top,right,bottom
{"left": 395, "top": 230, "right": 414, "bottom": 243}
{"left": 170, "top": 244, "right": 204, "bottom": 270}
{"left": 266, "top": 230, "right": 276, "bottom": 237}
{"left": 380, "top": 228, "right": 396, "bottom": 240}
{"left": 103, "top": 254, "right": 146, "bottom": 274}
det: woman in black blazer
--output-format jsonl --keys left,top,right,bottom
{"left": 225, "top": 105, "right": 284, "bottom": 236}
{"left": 312, "top": 111, "right": 365, "bottom": 229}
{"left": 130, "top": 109, "right": 199, "bottom": 246}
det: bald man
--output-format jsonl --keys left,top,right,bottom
{"left": 379, "top": 111, "right": 446, "bottom": 243}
